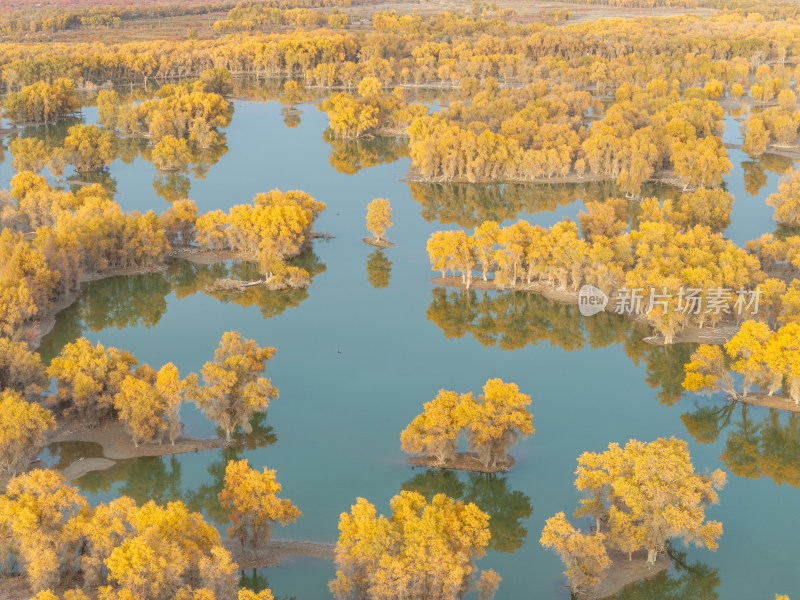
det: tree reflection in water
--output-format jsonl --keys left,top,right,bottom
{"left": 366, "top": 249, "right": 392, "bottom": 289}
{"left": 610, "top": 548, "right": 720, "bottom": 600}
{"left": 426, "top": 287, "right": 694, "bottom": 406}
{"left": 37, "top": 249, "right": 327, "bottom": 360}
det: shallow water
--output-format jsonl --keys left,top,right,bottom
{"left": 14, "top": 93, "right": 800, "bottom": 599}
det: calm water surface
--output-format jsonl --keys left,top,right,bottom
{"left": 6, "top": 94, "right": 798, "bottom": 600}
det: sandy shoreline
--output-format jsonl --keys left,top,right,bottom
{"left": 363, "top": 236, "right": 395, "bottom": 248}
{"left": 47, "top": 417, "right": 226, "bottom": 461}
{"left": 586, "top": 550, "right": 671, "bottom": 599}
{"left": 725, "top": 393, "right": 800, "bottom": 414}
{"left": 405, "top": 451, "right": 516, "bottom": 473}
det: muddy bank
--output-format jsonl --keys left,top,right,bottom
{"left": 405, "top": 451, "right": 515, "bottom": 473}
{"left": 48, "top": 417, "right": 226, "bottom": 461}
{"left": 60, "top": 457, "right": 117, "bottom": 480}
{"left": 363, "top": 236, "right": 395, "bottom": 248}
{"left": 79, "top": 264, "right": 168, "bottom": 283}
{"left": 404, "top": 168, "right": 691, "bottom": 190}
{"left": 405, "top": 170, "right": 611, "bottom": 186}
{"left": 586, "top": 550, "right": 671, "bottom": 599}
{"left": 726, "top": 393, "right": 800, "bottom": 414}
{"left": 227, "top": 539, "right": 335, "bottom": 569}
{"left": 171, "top": 244, "right": 258, "bottom": 264}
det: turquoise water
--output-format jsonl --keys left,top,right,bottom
{"left": 15, "top": 94, "right": 800, "bottom": 600}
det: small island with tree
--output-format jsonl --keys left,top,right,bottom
{"left": 363, "top": 197, "right": 394, "bottom": 248}
{"left": 401, "top": 378, "right": 534, "bottom": 473}
{"left": 541, "top": 437, "right": 726, "bottom": 599}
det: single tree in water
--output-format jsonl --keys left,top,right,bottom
{"left": 187, "top": 331, "right": 278, "bottom": 442}
{"left": 366, "top": 198, "right": 392, "bottom": 242}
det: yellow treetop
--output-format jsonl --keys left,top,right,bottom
{"left": 0, "top": 390, "right": 56, "bottom": 476}
{"left": 330, "top": 491, "right": 492, "bottom": 600}
{"left": 218, "top": 459, "right": 301, "bottom": 548}
{"left": 540, "top": 512, "right": 610, "bottom": 593}
{"left": 186, "top": 332, "right": 278, "bottom": 442}
{"left": 366, "top": 198, "right": 392, "bottom": 241}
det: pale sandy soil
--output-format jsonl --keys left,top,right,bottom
{"left": 347, "top": 0, "right": 713, "bottom": 23}
{"left": 725, "top": 393, "right": 800, "bottom": 414}
{"left": 48, "top": 417, "right": 226, "bottom": 461}
{"left": 0, "top": 418, "right": 226, "bottom": 493}
{"left": 59, "top": 457, "right": 118, "bottom": 480}
{"left": 586, "top": 550, "right": 671, "bottom": 599}
{"left": 363, "top": 236, "right": 395, "bottom": 248}
{"left": 171, "top": 244, "right": 258, "bottom": 264}
{"left": 405, "top": 451, "right": 516, "bottom": 473}
{"left": 227, "top": 539, "right": 335, "bottom": 570}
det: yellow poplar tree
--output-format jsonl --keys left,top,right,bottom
{"left": 458, "top": 378, "right": 535, "bottom": 468}
{"left": 400, "top": 389, "right": 470, "bottom": 465}
{"left": 186, "top": 332, "right": 278, "bottom": 442}
{"left": 217, "top": 459, "right": 301, "bottom": 549}
{"left": 724, "top": 320, "right": 772, "bottom": 396}
{"left": 682, "top": 344, "right": 738, "bottom": 398}
{"left": 47, "top": 337, "right": 137, "bottom": 427}
{"left": 540, "top": 512, "right": 610, "bottom": 594}
{"left": 0, "top": 469, "right": 88, "bottom": 592}
{"left": 330, "top": 491, "right": 492, "bottom": 600}
{"left": 366, "top": 198, "right": 392, "bottom": 242}
{"left": 0, "top": 390, "right": 56, "bottom": 476}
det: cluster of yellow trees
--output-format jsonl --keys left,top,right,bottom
{"left": 401, "top": 378, "right": 534, "bottom": 468}
{"left": 0, "top": 3, "right": 236, "bottom": 37}
{"left": 98, "top": 81, "right": 231, "bottom": 145}
{"left": 214, "top": 6, "right": 351, "bottom": 32}
{"left": 3, "top": 79, "right": 80, "bottom": 124}
{"left": 408, "top": 78, "right": 732, "bottom": 189}
{"left": 10, "top": 125, "right": 116, "bottom": 174}
{"left": 0, "top": 462, "right": 295, "bottom": 599}
{"left": 683, "top": 321, "right": 800, "bottom": 402}
{"left": 0, "top": 8, "right": 796, "bottom": 94}
{"left": 46, "top": 331, "right": 279, "bottom": 445}
{"left": 744, "top": 100, "right": 800, "bottom": 155}
{"left": 218, "top": 458, "right": 301, "bottom": 548}
{"left": 321, "top": 77, "right": 428, "bottom": 138}
{"left": 541, "top": 437, "right": 726, "bottom": 594}
{"left": 0, "top": 175, "right": 324, "bottom": 336}
{"left": 426, "top": 194, "right": 800, "bottom": 342}
{"left": 195, "top": 189, "right": 325, "bottom": 282}
{"left": 329, "top": 491, "right": 500, "bottom": 600}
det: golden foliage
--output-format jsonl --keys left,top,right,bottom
{"left": 0, "top": 390, "right": 56, "bottom": 476}
{"left": 330, "top": 491, "right": 492, "bottom": 600}
{"left": 365, "top": 198, "right": 392, "bottom": 241}
{"left": 47, "top": 337, "right": 137, "bottom": 426}
{"left": 187, "top": 332, "right": 278, "bottom": 442}
{"left": 218, "top": 458, "right": 301, "bottom": 547}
